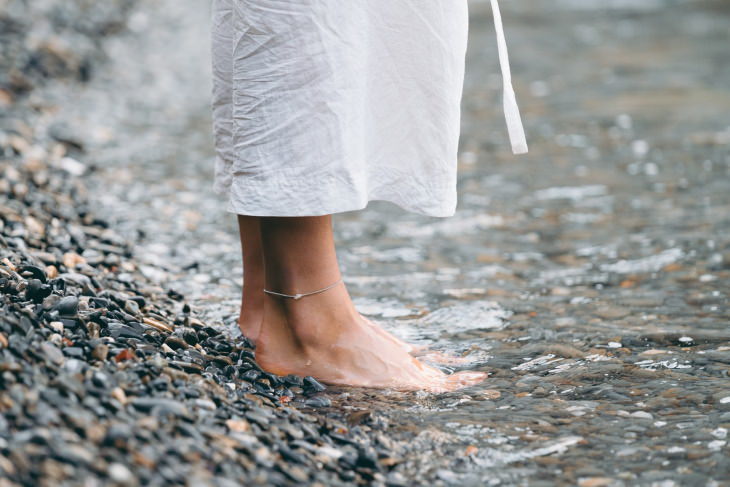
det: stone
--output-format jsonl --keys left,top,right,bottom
{"left": 130, "top": 398, "right": 189, "bottom": 417}
{"left": 303, "top": 376, "right": 326, "bottom": 394}
{"left": 578, "top": 478, "right": 614, "bottom": 487}
{"left": 54, "top": 296, "right": 79, "bottom": 316}
{"left": 304, "top": 396, "right": 331, "bottom": 408}
{"left": 108, "top": 463, "right": 134, "bottom": 484}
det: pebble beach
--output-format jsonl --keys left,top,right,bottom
{"left": 2, "top": 0, "right": 730, "bottom": 486}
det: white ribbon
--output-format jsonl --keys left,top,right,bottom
{"left": 490, "top": 0, "right": 528, "bottom": 154}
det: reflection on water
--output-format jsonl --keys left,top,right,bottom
{"left": 62, "top": 0, "right": 730, "bottom": 484}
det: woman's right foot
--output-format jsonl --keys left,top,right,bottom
{"left": 359, "top": 315, "right": 422, "bottom": 354}
{"left": 255, "top": 284, "right": 486, "bottom": 392}
{"left": 359, "top": 315, "right": 471, "bottom": 365}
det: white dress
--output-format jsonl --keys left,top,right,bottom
{"left": 210, "top": 0, "right": 526, "bottom": 218}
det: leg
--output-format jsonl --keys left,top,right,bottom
{"left": 236, "top": 214, "right": 428, "bottom": 351}
{"left": 237, "top": 215, "right": 265, "bottom": 342}
{"left": 254, "top": 215, "right": 486, "bottom": 391}
{"left": 213, "top": 1, "right": 266, "bottom": 340}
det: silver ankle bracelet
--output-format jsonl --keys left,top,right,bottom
{"left": 263, "top": 278, "right": 343, "bottom": 300}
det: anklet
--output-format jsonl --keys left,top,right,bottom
{"left": 263, "top": 278, "right": 343, "bottom": 300}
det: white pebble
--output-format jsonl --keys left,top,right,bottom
{"left": 108, "top": 463, "right": 133, "bottom": 483}
{"left": 616, "top": 114, "right": 633, "bottom": 129}
{"left": 607, "top": 341, "right": 622, "bottom": 348}
{"left": 644, "top": 162, "right": 659, "bottom": 176}
{"left": 708, "top": 440, "right": 726, "bottom": 451}
{"left": 630, "top": 411, "right": 653, "bottom": 419}
{"left": 49, "top": 321, "right": 64, "bottom": 333}
{"left": 57, "top": 157, "right": 86, "bottom": 176}
{"left": 317, "top": 446, "right": 344, "bottom": 460}
{"left": 711, "top": 427, "right": 727, "bottom": 439}
{"left": 631, "top": 139, "right": 649, "bottom": 157}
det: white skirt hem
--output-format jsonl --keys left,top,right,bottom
{"left": 213, "top": 157, "right": 457, "bottom": 219}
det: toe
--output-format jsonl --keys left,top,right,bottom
{"left": 416, "top": 350, "right": 471, "bottom": 366}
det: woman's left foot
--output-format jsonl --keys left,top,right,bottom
{"left": 237, "top": 286, "right": 264, "bottom": 343}
{"left": 238, "top": 316, "right": 262, "bottom": 343}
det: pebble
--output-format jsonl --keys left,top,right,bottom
{"left": 131, "top": 398, "right": 190, "bottom": 417}
{"left": 108, "top": 463, "right": 134, "bottom": 484}
{"left": 303, "top": 376, "right": 327, "bottom": 393}
{"left": 54, "top": 295, "right": 79, "bottom": 316}
{"left": 41, "top": 342, "right": 65, "bottom": 365}
{"left": 578, "top": 478, "right": 614, "bottom": 487}
{"left": 708, "top": 440, "right": 726, "bottom": 451}
{"left": 91, "top": 343, "right": 109, "bottom": 361}
{"left": 630, "top": 411, "right": 653, "bottom": 420}
{"left": 3, "top": 2, "right": 730, "bottom": 486}
{"left": 711, "top": 428, "right": 727, "bottom": 440}
{"left": 304, "top": 396, "right": 332, "bottom": 408}
{"left": 0, "top": 130, "right": 390, "bottom": 487}
{"left": 481, "top": 389, "right": 502, "bottom": 400}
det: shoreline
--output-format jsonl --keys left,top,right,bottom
{"left": 0, "top": 93, "right": 405, "bottom": 487}
{"left": 3, "top": 1, "right": 730, "bottom": 485}
{"left": 0, "top": 3, "right": 405, "bottom": 484}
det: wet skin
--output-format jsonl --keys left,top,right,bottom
{"left": 236, "top": 215, "right": 486, "bottom": 392}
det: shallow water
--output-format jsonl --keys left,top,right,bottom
{"left": 55, "top": 0, "right": 730, "bottom": 484}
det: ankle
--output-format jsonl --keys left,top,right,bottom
{"left": 284, "top": 299, "right": 359, "bottom": 346}
{"left": 238, "top": 310, "right": 263, "bottom": 328}
{"left": 263, "top": 272, "right": 342, "bottom": 298}
{"left": 259, "top": 283, "right": 357, "bottom": 343}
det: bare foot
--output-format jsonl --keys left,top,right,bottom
{"left": 238, "top": 316, "right": 262, "bottom": 343}
{"left": 236, "top": 215, "right": 266, "bottom": 344}
{"left": 255, "top": 285, "right": 487, "bottom": 392}
{"left": 414, "top": 351, "right": 472, "bottom": 366}
{"left": 237, "top": 286, "right": 264, "bottom": 343}
{"left": 359, "top": 315, "right": 471, "bottom": 365}
{"left": 359, "top": 315, "right": 421, "bottom": 354}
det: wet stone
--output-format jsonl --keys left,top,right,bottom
{"left": 25, "top": 278, "right": 52, "bottom": 302}
{"left": 243, "top": 369, "right": 260, "bottom": 381}
{"left": 91, "top": 343, "right": 109, "bottom": 361}
{"left": 53, "top": 296, "right": 79, "bottom": 317}
{"left": 206, "top": 354, "right": 233, "bottom": 367}
{"left": 130, "top": 398, "right": 189, "bottom": 417}
{"left": 40, "top": 342, "right": 65, "bottom": 365}
{"left": 283, "top": 374, "right": 304, "bottom": 387}
{"left": 182, "top": 329, "right": 199, "bottom": 345}
{"left": 107, "top": 463, "right": 134, "bottom": 484}
{"left": 124, "top": 299, "right": 140, "bottom": 316}
{"left": 303, "top": 376, "right": 326, "bottom": 394}
{"left": 18, "top": 264, "right": 47, "bottom": 283}
{"left": 168, "top": 359, "right": 204, "bottom": 374}
{"left": 164, "top": 336, "right": 188, "bottom": 350}
{"left": 62, "top": 347, "right": 84, "bottom": 358}
{"left": 108, "top": 323, "right": 145, "bottom": 341}
{"left": 304, "top": 396, "right": 332, "bottom": 408}
{"left": 4, "top": 2, "right": 730, "bottom": 486}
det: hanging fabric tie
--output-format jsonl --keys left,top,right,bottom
{"left": 490, "top": 0, "right": 528, "bottom": 155}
